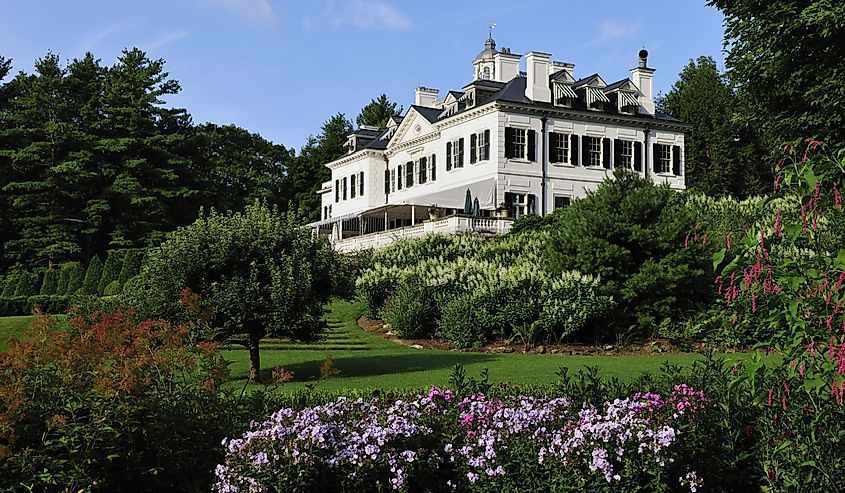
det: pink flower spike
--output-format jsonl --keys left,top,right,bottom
{"left": 774, "top": 174, "right": 781, "bottom": 192}
{"left": 726, "top": 234, "right": 731, "bottom": 250}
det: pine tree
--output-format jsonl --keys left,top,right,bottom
{"left": 356, "top": 94, "right": 402, "bottom": 130}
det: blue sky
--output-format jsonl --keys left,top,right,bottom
{"left": 0, "top": 1, "right": 726, "bottom": 151}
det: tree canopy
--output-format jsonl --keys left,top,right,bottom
{"left": 708, "top": 0, "right": 845, "bottom": 149}
{"left": 356, "top": 94, "right": 402, "bottom": 130}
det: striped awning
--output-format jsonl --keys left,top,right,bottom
{"left": 585, "top": 86, "right": 610, "bottom": 105}
{"left": 618, "top": 91, "right": 641, "bottom": 108}
{"left": 553, "top": 82, "right": 578, "bottom": 101}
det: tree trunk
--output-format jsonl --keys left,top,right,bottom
{"left": 248, "top": 333, "right": 261, "bottom": 383}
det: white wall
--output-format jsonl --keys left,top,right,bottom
{"left": 325, "top": 153, "right": 388, "bottom": 218}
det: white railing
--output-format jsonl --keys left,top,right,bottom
{"left": 332, "top": 216, "right": 514, "bottom": 253}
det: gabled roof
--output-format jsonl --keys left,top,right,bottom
{"left": 549, "top": 69, "right": 575, "bottom": 84}
{"left": 603, "top": 78, "right": 638, "bottom": 92}
{"left": 572, "top": 73, "right": 608, "bottom": 89}
{"left": 411, "top": 105, "right": 442, "bottom": 124}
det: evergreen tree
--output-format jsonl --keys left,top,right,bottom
{"left": 356, "top": 94, "right": 402, "bottom": 130}
{"left": 98, "top": 249, "right": 125, "bottom": 293}
{"left": 656, "top": 56, "right": 770, "bottom": 197}
{"left": 61, "top": 261, "right": 85, "bottom": 295}
{"left": 708, "top": 0, "right": 845, "bottom": 149}
{"left": 117, "top": 248, "right": 145, "bottom": 284}
{"left": 39, "top": 268, "right": 58, "bottom": 295}
{"left": 289, "top": 114, "right": 352, "bottom": 222}
{"left": 81, "top": 255, "right": 103, "bottom": 295}
{"left": 13, "top": 270, "right": 40, "bottom": 297}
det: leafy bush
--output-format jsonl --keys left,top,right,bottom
{"left": 0, "top": 297, "right": 27, "bottom": 316}
{"left": 24, "top": 295, "right": 71, "bottom": 314}
{"left": 81, "top": 255, "right": 103, "bottom": 295}
{"left": 439, "top": 294, "right": 487, "bottom": 348}
{"left": 547, "top": 170, "right": 711, "bottom": 339}
{"left": 39, "top": 268, "right": 58, "bottom": 295}
{"left": 1, "top": 271, "right": 19, "bottom": 297}
{"left": 103, "top": 280, "right": 123, "bottom": 296}
{"left": 379, "top": 278, "right": 434, "bottom": 339}
{"left": 0, "top": 310, "right": 231, "bottom": 492}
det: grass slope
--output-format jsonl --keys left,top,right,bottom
{"left": 0, "top": 316, "right": 35, "bottom": 352}
{"left": 222, "top": 299, "right": 725, "bottom": 392}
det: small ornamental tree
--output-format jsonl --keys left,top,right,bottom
{"left": 61, "top": 261, "right": 85, "bottom": 295}
{"left": 118, "top": 248, "right": 145, "bottom": 284}
{"left": 130, "top": 201, "right": 334, "bottom": 381}
{"left": 98, "top": 250, "right": 125, "bottom": 294}
{"left": 39, "top": 268, "right": 58, "bottom": 296}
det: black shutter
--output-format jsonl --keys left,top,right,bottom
{"left": 549, "top": 133, "right": 558, "bottom": 163}
{"left": 446, "top": 142, "right": 452, "bottom": 170}
{"left": 419, "top": 156, "right": 427, "bottom": 183}
{"left": 673, "top": 145, "right": 681, "bottom": 175}
{"left": 384, "top": 170, "right": 389, "bottom": 194}
{"left": 571, "top": 134, "right": 579, "bottom": 166}
{"left": 483, "top": 129, "right": 490, "bottom": 160}
{"left": 458, "top": 138, "right": 464, "bottom": 167}
{"left": 470, "top": 133, "right": 477, "bottom": 164}
{"left": 397, "top": 165, "right": 402, "bottom": 189}
{"left": 634, "top": 141, "right": 642, "bottom": 172}
{"left": 652, "top": 143, "right": 659, "bottom": 173}
{"left": 360, "top": 171, "right": 364, "bottom": 196}
{"left": 505, "top": 127, "right": 515, "bottom": 159}
{"left": 335, "top": 179, "right": 339, "bottom": 202}
{"left": 602, "top": 138, "right": 611, "bottom": 169}
{"left": 406, "top": 161, "right": 413, "bottom": 187}
{"left": 613, "top": 139, "right": 622, "bottom": 168}
{"left": 528, "top": 129, "right": 537, "bottom": 162}
{"left": 431, "top": 154, "right": 436, "bottom": 181}
{"left": 582, "top": 137, "right": 590, "bottom": 166}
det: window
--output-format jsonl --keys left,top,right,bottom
{"left": 390, "top": 168, "right": 396, "bottom": 192}
{"left": 585, "top": 136, "right": 602, "bottom": 167}
{"left": 470, "top": 130, "right": 490, "bottom": 163}
{"left": 505, "top": 127, "right": 536, "bottom": 161}
{"left": 359, "top": 171, "right": 364, "bottom": 196}
{"left": 418, "top": 156, "right": 427, "bottom": 184}
{"left": 550, "top": 132, "right": 570, "bottom": 164}
{"left": 505, "top": 192, "right": 536, "bottom": 219}
{"left": 656, "top": 144, "right": 672, "bottom": 174}
{"left": 342, "top": 177, "right": 348, "bottom": 200}
{"left": 554, "top": 196, "right": 571, "bottom": 209}
{"left": 430, "top": 154, "right": 436, "bottom": 181}
{"left": 446, "top": 138, "right": 464, "bottom": 170}
{"left": 405, "top": 161, "right": 414, "bottom": 187}
{"left": 482, "top": 66, "right": 491, "bottom": 80}
{"left": 615, "top": 140, "right": 633, "bottom": 169}
{"left": 350, "top": 174, "right": 356, "bottom": 198}
{"left": 397, "top": 164, "right": 403, "bottom": 190}
{"left": 334, "top": 179, "right": 339, "bottom": 202}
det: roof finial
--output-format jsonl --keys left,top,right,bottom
{"left": 488, "top": 22, "right": 496, "bottom": 39}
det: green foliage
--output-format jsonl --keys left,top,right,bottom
{"left": 656, "top": 56, "right": 770, "bottom": 197}
{"left": 357, "top": 233, "right": 613, "bottom": 348}
{"left": 12, "top": 270, "right": 39, "bottom": 297}
{"left": 59, "top": 261, "right": 84, "bottom": 295}
{"left": 1, "top": 270, "right": 20, "bottom": 297}
{"left": 117, "top": 248, "right": 145, "bottom": 284}
{"left": 0, "top": 297, "right": 27, "bottom": 316}
{"left": 355, "top": 93, "right": 403, "bottom": 130}
{"left": 546, "top": 170, "right": 710, "bottom": 339}
{"left": 708, "top": 0, "right": 845, "bottom": 150}
{"left": 38, "top": 268, "right": 58, "bottom": 296}
{"left": 103, "top": 280, "right": 123, "bottom": 296}
{"left": 81, "top": 255, "right": 103, "bottom": 295}
{"left": 379, "top": 278, "right": 434, "bottom": 339}
{"left": 97, "top": 250, "right": 125, "bottom": 294}
{"left": 130, "top": 201, "right": 334, "bottom": 379}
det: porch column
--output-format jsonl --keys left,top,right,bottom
{"left": 411, "top": 205, "right": 416, "bottom": 225}
{"left": 384, "top": 210, "right": 388, "bottom": 231}
{"left": 338, "top": 219, "right": 343, "bottom": 240}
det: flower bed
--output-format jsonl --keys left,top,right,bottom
{"left": 215, "top": 386, "right": 706, "bottom": 492}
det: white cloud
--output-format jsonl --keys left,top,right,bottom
{"left": 585, "top": 19, "right": 642, "bottom": 47}
{"left": 326, "top": 0, "right": 410, "bottom": 30}
{"left": 78, "top": 26, "right": 124, "bottom": 52}
{"left": 144, "top": 30, "right": 190, "bottom": 50}
{"left": 205, "top": 0, "right": 277, "bottom": 26}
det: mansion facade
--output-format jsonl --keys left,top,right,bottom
{"left": 311, "top": 37, "right": 688, "bottom": 252}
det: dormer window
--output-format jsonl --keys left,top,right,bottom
{"left": 553, "top": 82, "right": 577, "bottom": 107}
{"left": 585, "top": 86, "right": 610, "bottom": 111}
{"left": 617, "top": 91, "right": 640, "bottom": 114}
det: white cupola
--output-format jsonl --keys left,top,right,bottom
{"left": 472, "top": 36, "right": 498, "bottom": 81}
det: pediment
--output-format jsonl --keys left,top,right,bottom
{"left": 386, "top": 108, "right": 438, "bottom": 150}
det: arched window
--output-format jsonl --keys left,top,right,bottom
{"left": 482, "top": 66, "right": 491, "bottom": 80}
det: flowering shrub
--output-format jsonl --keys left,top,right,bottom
{"left": 215, "top": 386, "right": 708, "bottom": 492}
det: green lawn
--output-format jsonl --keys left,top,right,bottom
{"left": 0, "top": 315, "right": 36, "bottom": 351}
{"left": 222, "top": 299, "right": 739, "bottom": 392}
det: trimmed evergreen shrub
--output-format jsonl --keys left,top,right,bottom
{"left": 25, "top": 295, "right": 71, "bottom": 314}
{"left": 98, "top": 250, "right": 126, "bottom": 294}
{"left": 1, "top": 272, "right": 18, "bottom": 297}
{"left": 103, "top": 280, "right": 123, "bottom": 296}
{"left": 0, "top": 297, "right": 28, "bottom": 316}
{"left": 118, "top": 249, "right": 145, "bottom": 284}
{"left": 13, "top": 271, "right": 40, "bottom": 297}
{"left": 81, "top": 256, "right": 103, "bottom": 295}
{"left": 39, "top": 269, "right": 58, "bottom": 296}
{"left": 61, "top": 262, "right": 85, "bottom": 295}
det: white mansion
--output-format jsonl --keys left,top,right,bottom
{"left": 311, "top": 37, "right": 688, "bottom": 252}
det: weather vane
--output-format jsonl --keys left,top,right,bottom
{"left": 488, "top": 23, "right": 496, "bottom": 38}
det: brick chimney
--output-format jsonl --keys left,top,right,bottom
{"left": 524, "top": 51, "right": 552, "bottom": 103}
{"left": 630, "top": 49, "right": 655, "bottom": 115}
{"left": 414, "top": 87, "right": 439, "bottom": 108}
